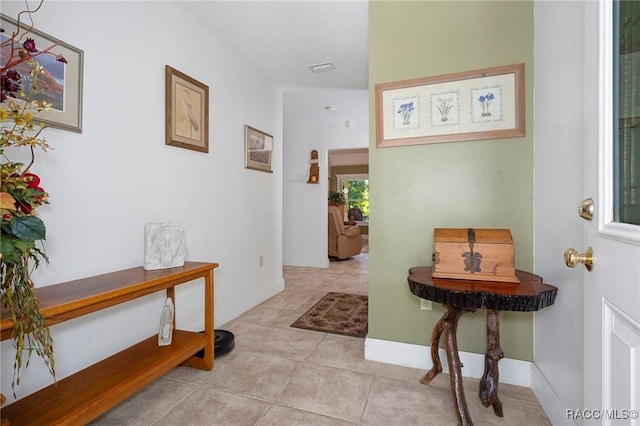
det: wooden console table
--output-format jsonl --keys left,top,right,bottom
{"left": 1, "top": 261, "right": 218, "bottom": 426}
{"left": 407, "top": 266, "right": 557, "bottom": 426}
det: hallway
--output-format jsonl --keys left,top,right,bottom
{"left": 92, "top": 252, "right": 550, "bottom": 425}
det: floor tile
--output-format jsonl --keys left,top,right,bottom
{"left": 466, "top": 391, "right": 552, "bottom": 426}
{"left": 307, "top": 334, "right": 379, "bottom": 375}
{"left": 163, "top": 347, "right": 238, "bottom": 385}
{"left": 361, "top": 375, "right": 457, "bottom": 425}
{"left": 257, "top": 404, "right": 356, "bottom": 425}
{"left": 258, "top": 290, "right": 324, "bottom": 312}
{"left": 249, "top": 326, "right": 325, "bottom": 361}
{"left": 233, "top": 304, "right": 299, "bottom": 329}
{"left": 163, "top": 363, "right": 221, "bottom": 385}
{"left": 204, "top": 352, "right": 303, "bottom": 402}
{"left": 154, "top": 387, "right": 270, "bottom": 426}
{"left": 374, "top": 361, "right": 432, "bottom": 385}
{"left": 216, "top": 321, "right": 274, "bottom": 350}
{"left": 276, "top": 364, "right": 372, "bottom": 423}
{"left": 89, "top": 377, "right": 198, "bottom": 425}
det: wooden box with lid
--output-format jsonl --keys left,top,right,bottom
{"left": 432, "top": 228, "right": 519, "bottom": 283}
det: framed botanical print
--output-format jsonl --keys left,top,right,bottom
{"left": 376, "top": 63, "right": 525, "bottom": 147}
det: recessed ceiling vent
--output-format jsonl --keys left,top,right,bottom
{"left": 309, "top": 62, "right": 335, "bottom": 73}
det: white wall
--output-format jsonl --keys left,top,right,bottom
{"left": 532, "top": 1, "right": 585, "bottom": 423}
{"left": 283, "top": 89, "right": 368, "bottom": 267}
{"left": 1, "top": 1, "right": 283, "bottom": 402}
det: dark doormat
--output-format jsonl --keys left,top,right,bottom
{"left": 290, "top": 292, "right": 368, "bottom": 338}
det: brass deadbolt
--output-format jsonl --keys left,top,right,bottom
{"left": 579, "top": 198, "right": 594, "bottom": 221}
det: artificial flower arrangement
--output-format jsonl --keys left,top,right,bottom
{"left": 1, "top": 3, "right": 67, "bottom": 395}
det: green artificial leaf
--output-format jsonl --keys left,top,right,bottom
{"left": 1, "top": 224, "right": 15, "bottom": 236}
{"left": 0, "top": 235, "right": 20, "bottom": 263}
{"left": 11, "top": 216, "right": 46, "bottom": 241}
{"left": 14, "top": 238, "right": 35, "bottom": 252}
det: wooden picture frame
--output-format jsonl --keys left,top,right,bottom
{"left": 165, "top": 65, "right": 209, "bottom": 153}
{"left": 375, "top": 63, "right": 525, "bottom": 147}
{"left": 1, "top": 13, "right": 84, "bottom": 133}
{"left": 244, "top": 125, "right": 273, "bottom": 173}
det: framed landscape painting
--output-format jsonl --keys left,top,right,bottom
{"left": 244, "top": 125, "right": 273, "bottom": 173}
{"left": 1, "top": 13, "right": 84, "bottom": 132}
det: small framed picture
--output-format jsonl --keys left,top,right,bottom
{"left": 165, "top": 65, "right": 209, "bottom": 153}
{"left": 244, "top": 125, "right": 273, "bottom": 173}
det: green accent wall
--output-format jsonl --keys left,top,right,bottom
{"left": 368, "top": 1, "right": 534, "bottom": 360}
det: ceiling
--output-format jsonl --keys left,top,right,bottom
{"left": 174, "top": 1, "right": 369, "bottom": 91}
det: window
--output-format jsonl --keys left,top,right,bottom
{"left": 614, "top": 0, "right": 640, "bottom": 225}
{"left": 337, "top": 174, "right": 369, "bottom": 223}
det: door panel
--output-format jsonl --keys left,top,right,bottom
{"left": 603, "top": 301, "right": 640, "bottom": 417}
{"left": 583, "top": 1, "right": 640, "bottom": 422}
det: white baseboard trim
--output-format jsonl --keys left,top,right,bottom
{"left": 214, "top": 278, "right": 285, "bottom": 327}
{"left": 531, "top": 364, "right": 575, "bottom": 425}
{"left": 364, "top": 337, "right": 532, "bottom": 387}
{"left": 283, "top": 257, "right": 330, "bottom": 269}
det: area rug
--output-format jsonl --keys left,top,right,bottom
{"left": 290, "top": 292, "right": 368, "bottom": 338}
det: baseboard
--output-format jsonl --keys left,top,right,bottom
{"left": 364, "top": 337, "right": 532, "bottom": 387}
{"left": 212, "top": 277, "right": 285, "bottom": 328}
{"left": 283, "top": 257, "right": 330, "bottom": 268}
{"left": 531, "top": 364, "right": 576, "bottom": 425}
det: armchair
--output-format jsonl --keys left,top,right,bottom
{"left": 328, "top": 205, "right": 362, "bottom": 259}
{"left": 348, "top": 206, "right": 363, "bottom": 222}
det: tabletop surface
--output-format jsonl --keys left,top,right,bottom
{"left": 408, "top": 266, "right": 558, "bottom": 312}
{"left": 1, "top": 262, "right": 219, "bottom": 338}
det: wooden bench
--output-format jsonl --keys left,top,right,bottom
{"left": 0, "top": 261, "right": 218, "bottom": 425}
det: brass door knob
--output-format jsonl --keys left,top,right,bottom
{"left": 564, "top": 246, "right": 594, "bottom": 271}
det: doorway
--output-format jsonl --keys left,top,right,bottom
{"left": 328, "top": 148, "right": 370, "bottom": 248}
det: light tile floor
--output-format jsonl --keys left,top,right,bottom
{"left": 92, "top": 251, "right": 551, "bottom": 425}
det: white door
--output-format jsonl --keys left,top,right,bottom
{"left": 581, "top": 1, "right": 640, "bottom": 423}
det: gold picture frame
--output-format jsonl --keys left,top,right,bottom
{"left": 1, "top": 13, "right": 84, "bottom": 133}
{"left": 375, "top": 63, "right": 525, "bottom": 147}
{"left": 165, "top": 65, "right": 209, "bottom": 153}
{"left": 244, "top": 125, "right": 273, "bottom": 173}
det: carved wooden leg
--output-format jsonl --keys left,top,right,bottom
{"left": 442, "top": 306, "right": 473, "bottom": 426}
{"left": 479, "top": 309, "right": 504, "bottom": 417}
{"left": 420, "top": 310, "right": 445, "bottom": 385}
{"left": 420, "top": 306, "right": 473, "bottom": 425}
